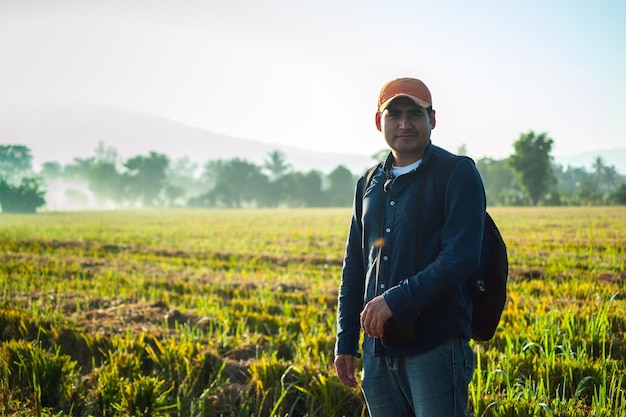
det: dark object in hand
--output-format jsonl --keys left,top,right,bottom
{"left": 381, "top": 317, "right": 416, "bottom": 347}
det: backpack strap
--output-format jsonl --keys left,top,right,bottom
{"left": 413, "top": 169, "right": 428, "bottom": 271}
{"left": 435, "top": 155, "right": 463, "bottom": 204}
{"left": 364, "top": 164, "right": 378, "bottom": 189}
{"left": 414, "top": 155, "right": 471, "bottom": 268}
{"left": 355, "top": 163, "right": 380, "bottom": 232}
{"left": 356, "top": 164, "right": 379, "bottom": 206}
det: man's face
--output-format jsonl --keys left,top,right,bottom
{"left": 377, "top": 96, "right": 436, "bottom": 166}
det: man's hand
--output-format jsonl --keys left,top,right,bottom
{"left": 334, "top": 354, "right": 358, "bottom": 388}
{"left": 360, "top": 295, "right": 393, "bottom": 338}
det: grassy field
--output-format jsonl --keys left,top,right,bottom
{"left": 0, "top": 207, "right": 625, "bottom": 416}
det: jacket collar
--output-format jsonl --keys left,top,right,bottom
{"left": 382, "top": 141, "right": 434, "bottom": 177}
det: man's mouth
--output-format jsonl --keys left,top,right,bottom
{"left": 396, "top": 132, "right": 416, "bottom": 139}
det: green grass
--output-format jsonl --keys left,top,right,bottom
{"left": 0, "top": 207, "right": 624, "bottom": 416}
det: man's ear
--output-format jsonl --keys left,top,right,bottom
{"left": 429, "top": 110, "right": 436, "bottom": 129}
{"left": 375, "top": 112, "right": 382, "bottom": 131}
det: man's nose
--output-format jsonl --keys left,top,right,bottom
{"left": 398, "top": 114, "right": 412, "bottom": 129}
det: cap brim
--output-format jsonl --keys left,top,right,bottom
{"left": 379, "top": 94, "right": 431, "bottom": 112}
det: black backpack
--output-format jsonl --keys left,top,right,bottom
{"left": 361, "top": 155, "right": 508, "bottom": 341}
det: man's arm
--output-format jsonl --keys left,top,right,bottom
{"left": 335, "top": 178, "right": 367, "bottom": 357}
{"left": 383, "top": 158, "right": 486, "bottom": 324}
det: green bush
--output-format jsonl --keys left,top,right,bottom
{"left": 0, "top": 177, "right": 46, "bottom": 213}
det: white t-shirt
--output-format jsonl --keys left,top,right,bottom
{"left": 391, "top": 159, "right": 422, "bottom": 177}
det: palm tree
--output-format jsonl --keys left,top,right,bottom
{"left": 592, "top": 156, "right": 620, "bottom": 195}
{"left": 263, "top": 150, "right": 291, "bottom": 181}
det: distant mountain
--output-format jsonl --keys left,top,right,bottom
{"left": 553, "top": 148, "right": 626, "bottom": 175}
{"left": 0, "top": 103, "right": 374, "bottom": 175}
{"left": 1, "top": 103, "right": 622, "bottom": 177}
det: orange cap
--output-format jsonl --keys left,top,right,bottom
{"left": 377, "top": 78, "right": 432, "bottom": 112}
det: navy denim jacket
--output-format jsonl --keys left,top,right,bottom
{"left": 335, "top": 143, "right": 486, "bottom": 357}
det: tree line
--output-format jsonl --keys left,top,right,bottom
{"left": 1, "top": 131, "right": 625, "bottom": 213}
{"left": 478, "top": 131, "right": 624, "bottom": 206}
{"left": 0, "top": 143, "right": 357, "bottom": 212}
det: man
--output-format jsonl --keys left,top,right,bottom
{"left": 334, "top": 78, "right": 485, "bottom": 416}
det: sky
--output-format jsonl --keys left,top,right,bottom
{"left": 1, "top": 0, "right": 625, "bottom": 161}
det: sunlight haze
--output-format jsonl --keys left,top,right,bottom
{"left": 1, "top": 0, "right": 625, "bottom": 165}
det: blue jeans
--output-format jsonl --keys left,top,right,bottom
{"left": 361, "top": 339, "right": 474, "bottom": 417}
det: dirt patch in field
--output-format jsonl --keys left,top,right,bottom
{"left": 74, "top": 298, "right": 202, "bottom": 338}
{"left": 9, "top": 290, "right": 284, "bottom": 355}
{"left": 510, "top": 268, "right": 545, "bottom": 281}
{"left": 597, "top": 271, "right": 626, "bottom": 285}
{"left": 10, "top": 291, "right": 206, "bottom": 339}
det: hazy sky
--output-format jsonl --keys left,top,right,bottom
{"left": 1, "top": 0, "right": 625, "bottom": 160}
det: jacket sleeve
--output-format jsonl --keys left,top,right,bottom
{"left": 383, "top": 158, "right": 486, "bottom": 324}
{"left": 334, "top": 178, "right": 367, "bottom": 357}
